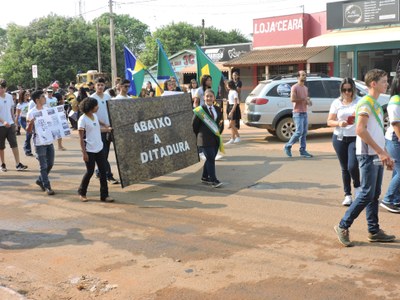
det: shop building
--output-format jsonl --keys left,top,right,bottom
{"left": 307, "top": 0, "right": 400, "bottom": 81}
{"left": 224, "top": 12, "right": 333, "bottom": 100}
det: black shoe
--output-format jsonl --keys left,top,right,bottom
{"left": 16, "top": 163, "right": 28, "bottom": 171}
{"left": 212, "top": 180, "right": 223, "bottom": 188}
{"left": 45, "top": 188, "right": 55, "bottom": 196}
{"left": 26, "top": 152, "right": 34, "bottom": 157}
{"left": 379, "top": 202, "right": 400, "bottom": 213}
{"left": 101, "top": 196, "right": 115, "bottom": 202}
{"left": 107, "top": 177, "right": 120, "bottom": 185}
{"left": 1, "top": 163, "right": 7, "bottom": 172}
{"left": 36, "top": 180, "right": 45, "bottom": 191}
{"left": 201, "top": 177, "right": 211, "bottom": 184}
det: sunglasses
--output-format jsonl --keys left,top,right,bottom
{"left": 341, "top": 88, "right": 353, "bottom": 93}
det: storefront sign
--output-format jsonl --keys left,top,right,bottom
{"left": 328, "top": 0, "right": 400, "bottom": 29}
{"left": 107, "top": 94, "right": 198, "bottom": 188}
{"left": 203, "top": 43, "right": 251, "bottom": 62}
{"left": 253, "top": 14, "right": 305, "bottom": 48}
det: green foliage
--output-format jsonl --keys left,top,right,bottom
{"left": 0, "top": 15, "right": 247, "bottom": 89}
{"left": 140, "top": 22, "right": 250, "bottom": 66}
{"left": 0, "top": 13, "right": 150, "bottom": 89}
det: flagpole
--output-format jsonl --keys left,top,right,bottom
{"left": 144, "top": 68, "right": 163, "bottom": 92}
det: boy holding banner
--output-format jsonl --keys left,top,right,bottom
{"left": 192, "top": 89, "right": 224, "bottom": 188}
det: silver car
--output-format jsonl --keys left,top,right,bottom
{"left": 243, "top": 75, "right": 390, "bottom": 142}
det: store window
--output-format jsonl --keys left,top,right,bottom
{"left": 339, "top": 51, "right": 353, "bottom": 79}
{"left": 357, "top": 49, "right": 400, "bottom": 81}
{"left": 310, "top": 63, "right": 329, "bottom": 75}
{"left": 269, "top": 64, "right": 298, "bottom": 77}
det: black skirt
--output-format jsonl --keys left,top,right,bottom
{"left": 227, "top": 104, "right": 241, "bottom": 121}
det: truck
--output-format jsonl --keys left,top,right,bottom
{"left": 75, "top": 70, "right": 111, "bottom": 89}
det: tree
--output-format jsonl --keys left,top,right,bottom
{"left": 93, "top": 13, "right": 151, "bottom": 82}
{"left": 0, "top": 14, "right": 150, "bottom": 88}
{"left": 140, "top": 22, "right": 250, "bottom": 66}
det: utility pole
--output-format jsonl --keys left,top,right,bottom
{"left": 202, "top": 19, "right": 206, "bottom": 46}
{"left": 96, "top": 22, "right": 102, "bottom": 73}
{"left": 109, "top": 0, "right": 117, "bottom": 86}
{"left": 78, "top": 0, "right": 83, "bottom": 17}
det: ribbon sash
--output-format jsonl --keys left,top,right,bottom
{"left": 193, "top": 106, "right": 225, "bottom": 154}
{"left": 355, "top": 95, "right": 384, "bottom": 134}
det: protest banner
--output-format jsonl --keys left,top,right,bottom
{"left": 32, "top": 105, "right": 71, "bottom": 146}
{"left": 107, "top": 93, "right": 199, "bottom": 187}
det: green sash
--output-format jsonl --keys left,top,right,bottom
{"left": 355, "top": 95, "right": 384, "bottom": 134}
{"left": 388, "top": 95, "right": 400, "bottom": 106}
{"left": 193, "top": 106, "right": 225, "bottom": 154}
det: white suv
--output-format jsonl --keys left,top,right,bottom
{"left": 243, "top": 75, "right": 390, "bottom": 142}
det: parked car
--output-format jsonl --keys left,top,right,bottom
{"left": 243, "top": 74, "right": 390, "bottom": 142}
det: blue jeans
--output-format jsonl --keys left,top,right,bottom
{"left": 332, "top": 135, "right": 360, "bottom": 196}
{"left": 200, "top": 146, "right": 218, "bottom": 182}
{"left": 35, "top": 144, "right": 55, "bottom": 189}
{"left": 383, "top": 136, "right": 400, "bottom": 205}
{"left": 285, "top": 112, "right": 308, "bottom": 152}
{"left": 339, "top": 155, "right": 383, "bottom": 234}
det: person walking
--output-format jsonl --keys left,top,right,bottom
{"left": 380, "top": 75, "right": 400, "bottom": 213}
{"left": 92, "top": 77, "right": 119, "bottom": 185}
{"left": 15, "top": 90, "right": 33, "bottom": 156}
{"left": 0, "top": 79, "right": 28, "bottom": 172}
{"left": 334, "top": 69, "right": 395, "bottom": 247}
{"left": 284, "top": 71, "right": 313, "bottom": 158}
{"left": 194, "top": 75, "right": 212, "bottom": 107}
{"left": 192, "top": 89, "right": 223, "bottom": 188}
{"left": 26, "top": 90, "right": 54, "bottom": 195}
{"left": 77, "top": 98, "right": 114, "bottom": 202}
{"left": 327, "top": 77, "right": 361, "bottom": 206}
{"left": 225, "top": 80, "right": 241, "bottom": 144}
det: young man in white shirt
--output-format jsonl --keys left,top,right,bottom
{"left": 92, "top": 77, "right": 119, "bottom": 184}
{"left": 335, "top": 69, "right": 395, "bottom": 247}
{"left": 114, "top": 79, "right": 130, "bottom": 99}
{"left": 0, "top": 79, "right": 28, "bottom": 172}
{"left": 26, "top": 90, "right": 55, "bottom": 195}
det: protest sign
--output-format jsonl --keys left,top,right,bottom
{"left": 32, "top": 105, "right": 71, "bottom": 146}
{"left": 107, "top": 93, "right": 199, "bottom": 187}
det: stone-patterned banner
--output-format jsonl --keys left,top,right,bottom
{"left": 107, "top": 94, "right": 199, "bottom": 187}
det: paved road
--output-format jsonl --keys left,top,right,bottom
{"left": 1, "top": 125, "right": 399, "bottom": 300}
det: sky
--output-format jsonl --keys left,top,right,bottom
{"left": 1, "top": 0, "right": 345, "bottom": 37}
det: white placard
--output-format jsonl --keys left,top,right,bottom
{"left": 32, "top": 105, "right": 71, "bottom": 146}
{"left": 32, "top": 65, "right": 38, "bottom": 79}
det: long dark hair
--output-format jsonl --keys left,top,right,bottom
{"left": 201, "top": 75, "right": 212, "bottom": 91}
{"left": 390, "top": 76, "right": 400, "bottom": 97}
{"left": 339, "top": 77, "right": 356, "bottom": 100}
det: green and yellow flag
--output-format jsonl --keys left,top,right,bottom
{"left": 195, "top": 44, "right": 223, "bottom": 95}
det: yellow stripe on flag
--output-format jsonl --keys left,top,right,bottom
{"left": 201, "top": 64, "right": 210, "bottom": 77}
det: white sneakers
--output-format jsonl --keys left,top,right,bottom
{"left": 342, "top": 195, "right": 352, "bottom": 206}
{"left": 225, "top": 137, "right": 241, "bottom": 145}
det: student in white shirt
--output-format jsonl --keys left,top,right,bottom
{"left": 78, "top": 97, "right": 114, "bottom": 202}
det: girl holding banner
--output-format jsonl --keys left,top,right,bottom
{"left": 192, "top": 89, "right": 224, "bottom": 188}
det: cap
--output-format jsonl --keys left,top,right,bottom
{"left": 51, "top": 82, "right": 59, "bottom": 89}
{"left": 47, "top": 87, "right": 54, "bottom": 92}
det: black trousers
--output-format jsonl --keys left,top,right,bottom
{"left": 79, "top": 149, "right": 108, "bottom": 199}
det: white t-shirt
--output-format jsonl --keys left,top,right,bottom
{"left": 194, "top": 87, "right": 205, "bottom": 106}
{"left": 385, "top": 96, "right": 400, "bottom": 140}
{"left": 92, "top": 93, "right": 111, "bottom": 127}
{"left": 17, "top": 102, "right": 29, "bottom": 118}
{"left": 78, "top": 114, "right": 103, "bottom": 153}
{"left": 0, "top": 93, "right": 15, "bottom": 126}
{"left": 27, "top": 107, "right": 53, "bottom": 146}
{"left": 114, "top": 94, "right": 130, "bottom": 99}
{"left": 46, "top": 96, "right": 58, "bottom": 107}
{"left": 228, "top": 90, "right": 239, "bottom": 105}
{"left": 329, "top": 97, "right": 359, "bottom": 137}
{"left": 356, "top": 96, "right": 385, "bottom": 155}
